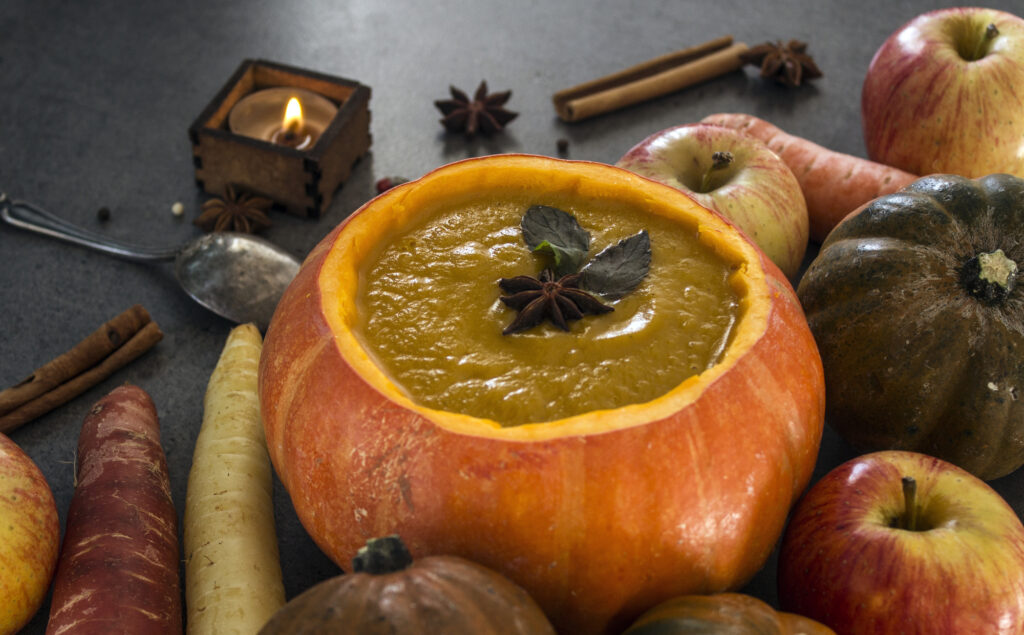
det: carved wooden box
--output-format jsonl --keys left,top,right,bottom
{"left": 189, "top": 59, "right": 371, "bottom": 217}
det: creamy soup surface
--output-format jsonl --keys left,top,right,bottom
{"left": 356, "top": 192, "right": 740, "bottom": 426}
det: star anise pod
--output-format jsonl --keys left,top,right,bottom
{"left": 435, "top": 81, "right": 518, "bottom": 137}
{"left": 194, "top": 185, "right": 273, "bottom": 234}
{"left": 740, "top": 40, "right": 823, "bottom": 88}
{"left": 498, "top": 269, "right": 612, "bottom": 334}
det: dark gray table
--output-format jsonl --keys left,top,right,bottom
{"left": 3, "top": 1, "right": 1023, "bottom": 632}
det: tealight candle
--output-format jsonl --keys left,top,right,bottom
{"left": 228, "top": 87, "right": 338, "bottom": 150}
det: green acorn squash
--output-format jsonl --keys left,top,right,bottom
{"left": 798, "top": 173, "right": 1024, "bottom": 480}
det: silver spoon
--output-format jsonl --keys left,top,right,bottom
{"left": 1, "top": 193, "right": 301, "bottom": 331}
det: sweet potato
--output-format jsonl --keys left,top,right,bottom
{"left": 702, "top": 112, "right": 918, "bottom": 242}
{"left": 46, "top": 384, "right": 181, "bottom": 635}
{"left": 184, "top": 324, "right": 284, "bottom": 635}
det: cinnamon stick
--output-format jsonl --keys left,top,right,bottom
{"left": 0, "top": 305, "right": 163, "bottom": 434}
{"left": 553, "top": 36, "right": 749, "bottom": 122}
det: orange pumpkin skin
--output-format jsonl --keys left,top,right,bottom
{"left": 259, "top": 155, "right": 825, "bottom": 635}
{"left": 623, "top": 593, "right": 836, "bottom": 634}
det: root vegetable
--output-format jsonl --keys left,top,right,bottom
{"left": 184, "top": 324, "right": 284, "bottom": 635}
{"left": 702, "top": 112, "right": 918, "bottom": 242}
{"left": 46, "top": 384, "right": 181, "bottom": 635}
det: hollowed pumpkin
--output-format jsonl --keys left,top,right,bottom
{"left": 797, "top": 173, "right": 1024, "bottom": 480}
{"left": 258, "top": 154, "right": 825, "bottom": 634}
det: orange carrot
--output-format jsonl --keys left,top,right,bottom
{"left": 46, "top": 384, "right": 181, "bottom": 635}
{"left": 702, "top": 113, "right": 918, "bottom": 242}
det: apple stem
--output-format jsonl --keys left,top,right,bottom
{"left": 973, "top": 23, "right": 999, "bottom": 60}
{"left": 902, "top": 476, "right": 918, "bottom": 531}
{"left": 700, "top": 151, "right": 734, "bottom": 192}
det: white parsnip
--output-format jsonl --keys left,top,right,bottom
{"left": 184, "top": 323, "right": 285, "bottom": 635}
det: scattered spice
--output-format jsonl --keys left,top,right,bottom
{"left": 171, "top": 201, "right": 185, "bottom": 217}
{"left": 376, "top": 176, "right": 409, "bottom": 193}
{"left": 499, "top": 270, "right": 612, "bottom": 334}
{"left": 97, "top": 207, "right": 111, "bottom": 222}
{"left": 552, "top": 35, "right": 746, "bottom": 122}
{"left": 194, "top": 185, "right": 272, "bottom": 234}
{"left": 556, "top": 138, "right": 570, "bottom": 155}
{"left": 739, "top": 40, "right": 822, "bottom": 87}
{"left": 434, "top": 81, "right": 518, "bottom": 137}
{"left": 0, "top": 305, "right": 162, "bottom": 434}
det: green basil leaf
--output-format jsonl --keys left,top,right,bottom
{"left": 580, "top": 230, "right": 651, "bottom": 299}
{"left": 531, "top": 240, "right": 588, "bottom": 277}
{"left": 522, "top": 205, "right": 590, "bottom": 276}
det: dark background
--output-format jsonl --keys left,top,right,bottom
{"left": 3, "top": 1, "right": 1023, "bottom": 632}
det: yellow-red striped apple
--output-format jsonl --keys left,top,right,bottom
{"left": 0, "top": 433, "right": 59, "bottom": 634}
{"left": 778, "top": 450, "right": 1024, "bottom": 634}
{"left": 862, "top": 7, "right": 1024, "bottom": 177}
{"left": 617, "top": 123, "right": 808, "bottom": 279}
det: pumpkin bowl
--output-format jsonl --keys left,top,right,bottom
{"left": 259, "top": 154, "right": 825, "bottom": 634}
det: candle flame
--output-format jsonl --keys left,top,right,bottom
{"left": 283, "top": 97, "right": 303, "bottom": 134}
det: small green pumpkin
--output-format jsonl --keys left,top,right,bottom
{"left": 257, "top": 535, "right": 555, "bottom": 634}
{"left": 622, "top": 592, "right": 834, "bottom": 634}
{"left": 798, "top": 173, "right": 1024, "bottom": 480}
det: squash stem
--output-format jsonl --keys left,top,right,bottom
{"left": 901, "top": 476, "right": 918, "bottom": 531}
{"left": 352, "top": 535, "right": 414, "bottom": 574}
{"left": 961, "top": 249, "right": 1018, "bottom": 305}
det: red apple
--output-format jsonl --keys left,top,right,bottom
{"left": 616, "top": 123, "right": 808, "bottom": 279}
{"left": 0, "top": 432, "right": 60, "bottom": 634}
{"left": 778, "top": 450, "right": 1024, "bottom": 634}
{"left": 862, "top": 7, "right": 1024, "bottom": 177}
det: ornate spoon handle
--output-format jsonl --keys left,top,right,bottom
{"left": 0, "top": 193, "right": 178, "bottom": 262}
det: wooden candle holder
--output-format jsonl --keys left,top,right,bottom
{"left": 189, "top": 59, "right": 372, "bottom": 217}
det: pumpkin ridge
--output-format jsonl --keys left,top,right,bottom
{"left": 411, "top": 563, "right": 505, "bottom": 630}
{"left": 932, "top": 318, "right": 1024, "bottom": 474}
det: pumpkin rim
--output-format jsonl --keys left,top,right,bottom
{"left": 318, "top": 154, "right": 773, "bottom": 440}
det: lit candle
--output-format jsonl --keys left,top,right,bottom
{"left": 228, "top": 87, "right": 338, "bottom": 150}
{"left": 271, "top": 97, "right": 314, "bottom": 149}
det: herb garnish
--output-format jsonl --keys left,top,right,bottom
{"left": 498, "top": 205, "right": 651, "bottom": 334}
{"left": 521, "top": 205, "right": 590, "bottom": 277}
{"left": 498, "top": 270, "right": 613, "bottom": 334}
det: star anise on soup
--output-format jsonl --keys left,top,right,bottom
{"left": 435, "top": 81, "right": 518, "bottom": 137}
{"left": 194, "top": 185, "right": 273, "bottom": 234}
{"left": 740, "top": 40, "right": 823, "bottom": 88}
{"left": 498, "top": 269, "right": 612, "bottom": 334}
